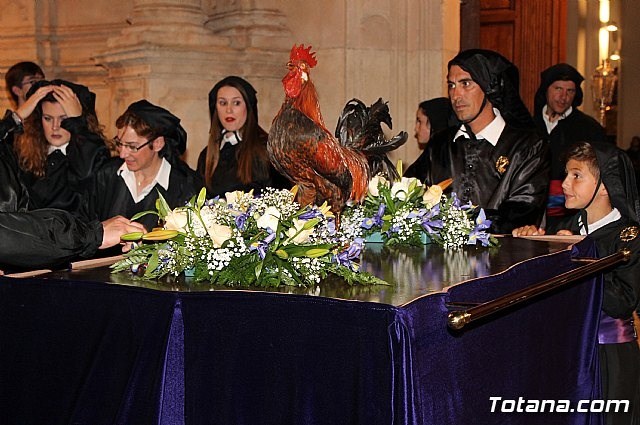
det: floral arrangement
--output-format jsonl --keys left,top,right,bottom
{"left": 112, "top": 187, "right": 386, "bottom": 288}
{"left": 342, "top": 174, "right": 498, "bottom": 249}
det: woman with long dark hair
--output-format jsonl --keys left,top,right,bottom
{"left": 12, "top": 79, "right": 109, "bottom": 212}
{"left": 198, "top": 76, "right": 288, "bottom": 197}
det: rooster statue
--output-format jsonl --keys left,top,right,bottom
{"left": 268, "top": 44, "right": 407, "bottom": 221}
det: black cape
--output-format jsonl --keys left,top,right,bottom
{"left": 83, "top": 158, "right": 202, "bottom": 231}
{"left": 405, "top": 124, "right": 550, "bottom": 233}
{"left": 0, "top": 146, "right": 102, "bottom": 271}
{"left": 18, "top": 116, "right": 110, "bottom": 212}
{"left": 197, "top": 143, "right": 289, "bottom": 198}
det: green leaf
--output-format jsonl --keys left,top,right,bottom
{"left": 145, "top": 250, "right": 160, "bottom": 275}
{"left": 155, "top": 191, "right": 172, "bottom": 219}
{"left": 131, "top": 210, "right": 158, "bottom": 221}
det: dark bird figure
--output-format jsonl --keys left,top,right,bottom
{"left": 268, "top": 44, "right": 407, "bottom": 220}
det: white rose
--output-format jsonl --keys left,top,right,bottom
{"left": 206, "top": 223, "right": 233, "bottom": 248}
{"left": 286, "top": 219, "right": 313, "bottom": 244}
{"left": 368, "top": 175, "right": 389, "bottom": 197}
{"left": 257, "top": 206, "right": 281, "bottom": 231}
{"left": 422, "top": 184, "right": 443, "bottom": 208}
{"left": 164, "top": 210, "right": 189, "bottom": 231}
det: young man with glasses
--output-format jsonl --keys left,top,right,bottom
{"left": 82, "top": 100, "right": 202, "bottom": 233}
{"left": 1, "top": 62, "right": 45, "bottom": 144}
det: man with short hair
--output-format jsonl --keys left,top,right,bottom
{"left": 405, "top": 49, "right": 550, "bottom": 234}
{"left": 5, "top": 61, "right": 45, "bottom": 107}
{"left": 533, "top": 63, "right": 606, "bottom": 230}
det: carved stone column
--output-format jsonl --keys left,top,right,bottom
{"left": 94, "top": 0, "right": 292, "bottom": 165}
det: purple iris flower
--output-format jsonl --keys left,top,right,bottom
{"left": 421, "top": 206, "right": 443, "bottom": 234}
{"left": 374, "top": 204, "right": 386, "bottom": 226}
{"left": 326, "top": 218, "right": 336, "bottom": 235}
{"left": 333, "top": 238, "right": 364, "bottom": 271}
{"left": 467, "top": 229, "right": 491, "bottom": 246}
{"left": 299, "top": 209, "right": 322, "bottom": 220}
{"left": 235, "top": 213, "right": 248, "bottom": 231}
{"left": 474, "top": 209, "right": 491, "bottom": 230}
{"left": 250, "top": 232, "right": 276, "bottom": 260}
{"left": 361, "top": 217, "right": 376, "bottom": 230}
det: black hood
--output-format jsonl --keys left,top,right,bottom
{"left": 448, "top": 49, "right": 534, "bottom": 129}
{"left": 533, "top": 63, "right": 584, "bottom": 115}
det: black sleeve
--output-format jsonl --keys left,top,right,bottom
{"left": 62, "top": 116, "right": 110, "bottom": 181}
{"left": 0, "top": 110, "right": 21, "bottom": 142}
{"left": 598, "top": 227, "right": 640, "bottom": 319}
{"left": 0, "top": 209, "right": 103, "bottom": 269}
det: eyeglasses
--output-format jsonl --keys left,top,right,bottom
{"left": 19, "top": 76, "right": 44, "bottom": 88}
{"left": 113, "top": 137, "right": 153, "bottom": 153}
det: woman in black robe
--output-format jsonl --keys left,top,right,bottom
{"left": 197, "top": 76, "right": 289, "bottom": 198}
{"left": 11, "top": 79, "right": 110, "bottom": 213}
{"left": 83, "top": 100, "right": 201, "bottom": 232}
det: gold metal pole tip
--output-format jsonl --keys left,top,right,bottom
{"left": 447, "top": 311, "right": 471, "bottom": 330}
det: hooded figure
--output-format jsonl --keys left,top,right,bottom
{"left": 417, "top": 97, "right": 454, "bottom": 138}
{"left": 27, "top": 79, "right": 97, "bottom": 115}
{"left": 9, "top": 78, "right": 109, "bottom": 212}
{"left": 448, "top": 49, "right": 534, "bottom": 130}
{"left": 590, "top": 141, "right": 640, "bottom": 224}
{"left": 533, "top": 63, "right": 584, "bottom": 116}
{"left": 549, "top": 141, "right": 640, "bottom": 422}
{"left": 405, "top": 49, "right": 549, "bottom": 233}
{"left": 80, "top": 99, "right": 201, "bottom": 234}
{"left": 123, "top": 99, "right": 187, "bottom": 165}
{"left": 197, "top": 75, "right": 289, "bottom": 197}
{"left": 532, "top": 64, "right": 606, "bottom": 230}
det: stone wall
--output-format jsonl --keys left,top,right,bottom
{"left": 1, "top": 0, "right": 459, "bottom": 168}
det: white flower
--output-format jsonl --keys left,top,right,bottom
{"left": 164, "top": 209, "right": 189, "bottom": 231}
{"left": 206, "top": 223, "right": 233, "bottom": 248}
{"left": 391, "top": 177, "right": 419, "bottom": 201}
{"left": 286, "top": 219, "right": 314, "bottom": 244}
{"left": 368, "top": 175, "right": 389, "bottom": 197}
{"left": 256, "top": 206, "right": 281, "bottom": 231}
{"left": 422, "top": 184, "right": 443, "bottom": 208}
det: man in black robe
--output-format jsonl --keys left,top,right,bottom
{"left": 533, "top": 63, "right": 607, "bottom": 230}
{"left": 405, "top": 49, "right": 550, "bottom": 233}
{"left": 83, "top": 100, "right": 202, "bottom": 232}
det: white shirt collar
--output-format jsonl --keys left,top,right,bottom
{"left": 579, "top": 207, "right": 621, "bottom": 235}
{"left": 117, "top": 157, "right": 172, "bottom": 203}
{"left": 221, "top": 130, "right": 241, "bottom": 150}
{"left": 48, "top": 143, "right": 69, "bottom": 155}
{"left": 453, "top": 108, "right": 505, "bottom": 147}
{"left": 542, "top": 104, "right": 573, "bottom": 133}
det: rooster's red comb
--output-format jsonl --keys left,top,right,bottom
{"left": 289, "top": 44, "right": 317, "bottom": 68}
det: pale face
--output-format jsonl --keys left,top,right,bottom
{"left": 117, "top": 125, "right": 164, "bottom": 173}
{"left": 216, "top": 86, "right": 247, "bottom": 133}
{"left": 561, "top": 159, "right": 599, "bottom": 210}
{"left": 41, "top": 101, "right": 71, "bottom": 147}
{"left": 447, "top": 65, "right": 492, "bottom": 129}
{"left": 414, "top": 108, "right": 431, "bottom": 145}
{"left": 13, "top": 73, "right": 44, "bottom": 106}
{"left": 546, "top": 80, "right": 576, "bottom": 116}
